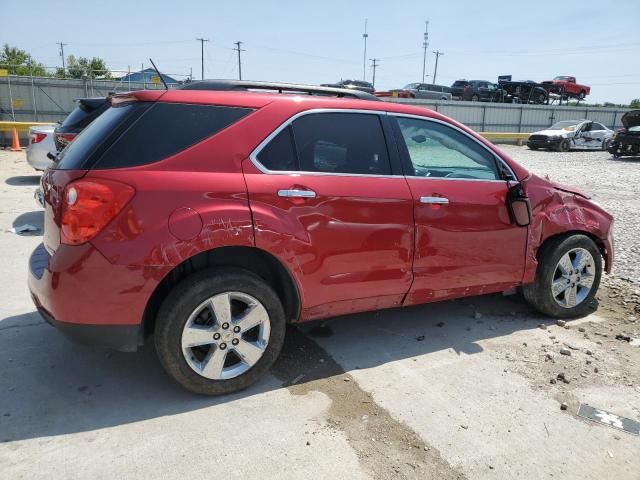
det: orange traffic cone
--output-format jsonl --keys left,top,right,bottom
{"left": 10, "top": 127, "right": 21, "bottom": 151}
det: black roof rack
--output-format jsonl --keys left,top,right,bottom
{"left": 179, "top": 79, "right": 381, "bottom": 101}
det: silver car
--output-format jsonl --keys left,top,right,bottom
{"left": 26, "top": 125, "right": 56, "bottom": 170}
{"left": 402, "top": 83, "right": 452, "bottom": 100}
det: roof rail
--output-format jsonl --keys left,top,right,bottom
{"left": 179, "top": 79, "right": 381, "bottom": 101}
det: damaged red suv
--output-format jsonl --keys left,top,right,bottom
{"left": 29, "top": 81, "right": 614, "bottom": 395}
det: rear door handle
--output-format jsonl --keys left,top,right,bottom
{"left": 420, "top": 196, "right": 449, "bottom": 205}
{"left": 278, "top": 189, "right": 316, "bottom": 198}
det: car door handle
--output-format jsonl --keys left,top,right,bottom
{"left": 420, "top": 196, "right": 449, "bottom": 205}
{"left": 278, "top": 189, "right": 317, "bottom": 198}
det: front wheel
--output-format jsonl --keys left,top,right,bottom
{"left": 523, "top": 235, "right": 602, "bottom": 318}
{"left": 155, "top": 268, "right": 286, "bottom": 395}
{"left": 556, "top": 139, "right": 571, "bottom": 152}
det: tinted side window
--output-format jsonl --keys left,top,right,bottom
{"left": 96, "top": 103, "right": 253, "bottom": 169}
{"left": 396, "top": 117, "right": 499, "bottom": 180}
{"left": 256, "top": 127, "right": 297, "bottom": 171}
{"left": 291, "top": 113, "right": 391, "bottom": 175}
{"left": 56, "top": 103, "right": 148, "bottom": 170}
{"left": 592, "top": 123, "right": 606, "bottom": 131}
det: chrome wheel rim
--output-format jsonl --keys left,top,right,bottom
{"left": 181, "top": 292, "right": 270, "bottom": 380}
{"left": 551, "top": 248, "right": 596, "bottom": 309}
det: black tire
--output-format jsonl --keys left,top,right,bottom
{"left": 528, "top": 146, "right": 539, "bottom": 150}
{"left": 556, "top": 139, "right": 570, "bottom": 152}
{"left": 471, "top": 94, "right": 480, "bottom": 102}
{"left": 155, "top": 267, "right": 286, "bottom": 395}
{"left": 523, "top": 234, "right": 602, "bottom": 318}
{"left": 578, "top": 91, "right": 586, "bottom": 100}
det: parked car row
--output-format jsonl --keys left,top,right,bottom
{"left": 319, "top": 75, "right": 591, "bottom": 105}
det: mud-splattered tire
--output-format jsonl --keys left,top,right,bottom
{"left": 523, "top": 235, "right": 602, "bottom": 318}
{"left": 155, "top": 267, "right": 286, "bottom": 395}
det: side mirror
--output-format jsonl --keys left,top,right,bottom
{"left": 507, "top": 184, "right": 531, "bottom": 227}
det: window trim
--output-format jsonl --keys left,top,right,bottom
{"left": 250, "top": 108, "right": 403, "bottom": 178}
{"left": 389, "top": 113, "right": 517, "bottom": 183}
{"left": 249, "top": 108, "right": 517, "bottom": 182}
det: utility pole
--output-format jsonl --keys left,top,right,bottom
{"left": 370, "top": 58, "right": 380, "bottom": 88}
{"left": 422, "top": 21, "right": 429, "bottom": 83}
{"left": 362, "top": 19, "right": 368, "bottom": 81}
{"left": 233, "top": 41, "right": 245, "bottom": 80}
{"left": 432, "top": 50, "right": 444, "bottom": 84}
{"left": 196, "top": 37, "right": 209, "bottom": 80}
{"left": 57, "top": 41, "right": 67, "bottom": 77}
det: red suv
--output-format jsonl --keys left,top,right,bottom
{"left": 28, "top": 81, "right": 614, "bottom": 395}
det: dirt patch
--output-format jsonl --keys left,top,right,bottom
{"left": 273, "top": 325, "right": 465, "bottom": 480}
{"left": 485, "top": 276, "right": 639, "bottom": 414}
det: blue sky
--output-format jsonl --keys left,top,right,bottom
{"left": 4, "top": 0, "right": 639, "bottom": 104}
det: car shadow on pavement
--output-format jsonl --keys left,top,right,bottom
{"left": 0, "top": 293, "right": 581, "bottom": 443}
{"left": 5, "top": 175, "right": 41, "bottom": 186}
{"left": 12, "top": 211, "right": 44, "bottom": 236}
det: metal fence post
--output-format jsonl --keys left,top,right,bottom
{"left": 481, "top": 104, "right": 486, "bottom": 131}
{"left": 7, "top": 74, "right": 15, "bottom": 121}
{"left": 611, "top": 110, "right": 617, "bottom": 129}
{"left": 518, "top": 105, "right": 524, "bottom": 133}
{"left": 30, "top": 67, "right": 38, "bottom": 121}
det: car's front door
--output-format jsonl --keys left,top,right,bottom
{"left": 390, "top": 114, "right": 528, "bottom": 305}
{"left": 244, "top": 110, "right": 415, "bottom": 320}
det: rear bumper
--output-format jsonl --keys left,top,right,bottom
{"left": 28, "top": 242, "right": 162, "bottom": 352}
{"left": 36, "top": 307, "right": 140, "bottom": 352}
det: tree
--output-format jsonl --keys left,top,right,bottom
{"left": 60, "top": 55, "right": 111, "bottom": 79}
{"left": 630, "top": 99, "right": 640, "bottom": 109}
{"left": 0, "top": 44, "right": 48, "bottom": 76}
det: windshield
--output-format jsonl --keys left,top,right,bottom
{"left": 550, "top": 120, "right": 580, "bottom": 130}
{"left": 403, "top": 83, "right": 420, "bottom": 90}
{"left": 554, "top": 76, "right": 572, "bottom": 81}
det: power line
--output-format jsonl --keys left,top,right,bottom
{"left": 196, "top": 37, "right": 210, "bottom": 80}
{"left": 370, "top": 58, "right": 380, "bottom": 87}
{"left": 432, "top": 50, "right": 444, "bottom": 84}
{"left": 233, "top": 41, "right": 245, "bottom": 80}
{"left": 57, "top": 41, "right": 67, "bottom": 77}
{"left": 362, "top": 19, "right": 368, "bottom": 81}
{"left": 422, "top": 21, "right": 429, "bottom": 82}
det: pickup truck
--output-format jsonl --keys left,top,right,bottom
{"left": 542, "top": 76, "right": 590, "bottom": 99}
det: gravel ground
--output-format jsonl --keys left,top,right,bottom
{"left": 500, "top": 145, "right": 640, "bottom": 284}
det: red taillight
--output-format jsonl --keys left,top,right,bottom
{"left": 61, "top": 179, "right": 135, "bottom": 245}
{"left": 30, "top": 132, "right": 47, "bottom": 145}
{"left": 56, "top": 132, "right": 77, "bottom": 146}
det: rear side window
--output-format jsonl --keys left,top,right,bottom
{"left": 56, "top": 103, "right": 147, "bottom": 170}
{"left": 96, "top": 103, "right": 253, "bottom": 168}
{"left": 256, "top": 127, "right": 297, "bottom": 171}
{"left": 292, "top": 113, "right": 391, "bottom": 175}
{"left": 255, "top": 113, "right": 391, "bottom": 175}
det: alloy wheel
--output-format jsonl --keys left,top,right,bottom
{"left": 551, "top": 248, "right": 596, "bottom": 308}
{"left": 181, "top": 292, "right": 271, "bottom": 380}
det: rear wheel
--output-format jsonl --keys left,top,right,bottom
{"left": 523, "top": 235, "right": 601, "bottom": 318}
{"left": 578, "top": 91, "right": 586, "bottom": 100}
{"left": 155, "top": 268, "right": 286, "bottom": 395}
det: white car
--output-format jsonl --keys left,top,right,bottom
{"left": 527, "top": 119, "right": 614, "bottom": 152}
{"left": 26, "top": 125, "right": 56, "bottom": 170}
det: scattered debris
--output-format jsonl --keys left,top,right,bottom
{"left": 460, "top": 425, "right": 469, "bottom": 430}
{"left": 557, "top": 373, "right": 570, "bottom": 384}
{"left": 557, "top": 320, "right": 567, "bottom": 327}
{"left": 560, "top": 348, "right": 572, "bottom": 356}
{"left": 416, "top": 335, "right": 425, "bottom": 342}
{"left": 538, "top": 324, "right": 547, "bottom": 330}
{"left": 344, "top": 377, "right": 351, "bottom": 382}
{"left": 560, "top": 402, "right": 568, "bottom": 411}
{"left": 615, "top": 334, "right": 631, "bottom": 343}
{"left": 577, "top": 404, "right": 640, "bottom": 435}
{"left": 578, "top": 327, "right": 586, "bottom": 333}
